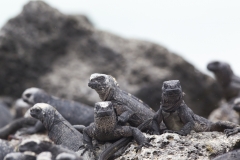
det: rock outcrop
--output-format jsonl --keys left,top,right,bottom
{"left": 0, "top": 1, "right": 222, "bottom": 116}
{"left": 117, "top": 132, "right": 240, "bottom": 160}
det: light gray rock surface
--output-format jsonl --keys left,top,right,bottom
{"left": 0, "top": 1, "right": 222, "bottom": 117}
{"left": 116, "top": 132, "right": 240, "bottom": 160}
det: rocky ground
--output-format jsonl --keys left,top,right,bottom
{"left": 117, "top": 132, "right": 240, "bottom": 160}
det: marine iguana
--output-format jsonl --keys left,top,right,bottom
{"left": 81, "top": 101, "right": 150, "bottom": 158}
{"left": 29, "top": 103, "right": 84, "bottom": 152}
{"left": 21, "top": 87, "right": 94, "bottom": 134}
{"left": 88, "top": 73, "right": 155, "bottom": 128}
{"left": 152, "top": 80, "right": 240, "bottom": 136}
{"left": 207, "top": 61, "right": 240, "bottom": 101}
{"left": 0, "top": 117, "right": 37, "bottom": 139}
{"left": 19, "top": 139, "right": 80, "bottom": 159}
{"left": 4, "top": 152, "right": 36, "bottom": 160}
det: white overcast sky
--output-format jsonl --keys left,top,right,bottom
{"left": 0, "top": 0, "right": 240, "bottom": 76}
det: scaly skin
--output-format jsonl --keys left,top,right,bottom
{"left": 207, "top": 61, "right": 240, "bottom": 101}
{"left": 21, "top": 88, "right": 94, "bottom": 134}
{"left": 152, "top": 80, "right": 240, "bottom": 136}
{"left": 88, "top": 73, "right": 155, "bottom": 128}
{"left": 82, "top": 101, "right": 150, "bottom": 159}
{"left": 30, "top": 103, "right": 83, "bottom": 152}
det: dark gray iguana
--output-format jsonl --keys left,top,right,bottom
{"left": 81, "top": 101, "right": 150, "bottom": 158}
{"left": 30, "top": 103, "right": 84, "bottom": 152}
{"left": 152, "top": 80, "right": 240, "bottom": 136}
{"left": 207, "top": 61, "right": 240, "bottom": 101}
{"left": 88, "top": 73, "right": 156, "bottom": 128}
{"left": 21, "top": 88, "right": 94, "bottom": 134}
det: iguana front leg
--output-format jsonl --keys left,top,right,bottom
{"left": 152, "top": 108, "right": 163, "bottom": 135}
{"left": 81, "top": 125, "right": 96, "bottom": 156}
{"left": 115, "top": 105, "right": 134, "bottom": 124}
{"left": 19, "top": 121, "right": 44, "bottom": 135}
{"left": 73, "top": 125, "right": 86, "bottom": 133}
{"left": 115, "top": 126, "right": 151, "bottom": 150}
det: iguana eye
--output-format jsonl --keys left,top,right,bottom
{"left": 164, "top": 83, "right": 168, "bottom": 89}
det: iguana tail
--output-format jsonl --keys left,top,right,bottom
{"left": 0, "top": 117, "right": 37, "bottom": 139}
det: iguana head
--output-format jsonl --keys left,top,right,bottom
{"left": 207, "top": 61, "right": 233, "bottom": 86}
{"left": 94, "top": 101, "right": 117, "bottom": 131}
{"left": 88, "top": 73, "right": 119, "bottom": 100}
{"left": 22, "top": 87, "right": 47, "bottom": 105}
{"left": 30, "top": 103, "right": 56, "bottom": 128}
{"left": 94, "top": 101, "right": 115, "bottom": 117}
{"left": 161, "top": 80, "right": 184, "bottom": 110}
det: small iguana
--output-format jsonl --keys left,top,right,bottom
{"left": 21, "top": 88, "right": 94, "bottom": 134}
{"left": 207, "top": 61, "right": 240, "bottom": 101}
{"left": 30, "top": 103, "right": 84, "bottom": 152}
{"left": 82, "top": 101, "right": 150, "bottom": 159}
{"left": 152, "top": 80, "right": 240, "bottom": 136}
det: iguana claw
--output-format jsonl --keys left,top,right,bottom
{"left": 224, "top": 128, "right": 240, "bottom": 137}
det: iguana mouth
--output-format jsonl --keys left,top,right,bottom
{"left": 163, "top": 88, "right": 181, "bottom": 96}
{"left": 88, "top": 82, "right": 99, "bottom": 89}
{"left": 96, "top": 110, "right": 113, "bottom": 117}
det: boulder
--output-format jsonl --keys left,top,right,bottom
{"left": 0, "top": 1, "right": 222, "bottom": 117}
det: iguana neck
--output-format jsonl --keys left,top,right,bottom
{"left": 162, "top": 94, "right": 184, "bottom": 112}
{"left": 96, "top": 86, "right": 119, "bottom": 101}
{"left": 42, "top": 110, "right": 58, "bottom": 131}
{"left": 215, "top": 70, "right": 233, "bottom": 87}
{"left": 95, "top": 114, "right": 117, "bottom": 133}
